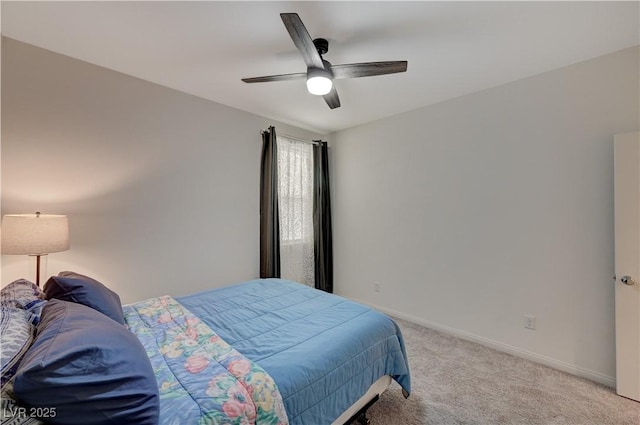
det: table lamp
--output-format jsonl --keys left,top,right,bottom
{"left": 1, "top": 212, "right": 70, "bottom": 286}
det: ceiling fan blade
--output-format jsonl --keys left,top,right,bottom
{"left": 242, "top": 72, "right": 307, "bottom": 83}
{"left": 330, "top": 61, "right": 408, "bottom": 79}
{"left": 280, "top": 13, "right": 324, "bottom": 69}
{"left": 323, "top": 87, "right": 341, "bottom": 109}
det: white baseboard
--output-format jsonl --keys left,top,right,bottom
{"left": 346, "top": 296, "right": 616, "bottom": 388}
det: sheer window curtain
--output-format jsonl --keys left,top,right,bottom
{"left": 277, "top": 135, "right": 315, "bottom": 287}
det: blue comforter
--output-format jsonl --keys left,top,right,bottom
{"left": 178, "top": 279, "right": 411, "bottom": 424}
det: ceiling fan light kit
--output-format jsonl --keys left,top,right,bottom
{"left": 306, "top": 67, "right": 333, "bottom": 95}
{"left": 242, "top": 13, "right": 408, "bottom": 109}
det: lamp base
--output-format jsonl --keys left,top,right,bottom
{"left": 28, "top": 254, "right": 48, "bottom": 287}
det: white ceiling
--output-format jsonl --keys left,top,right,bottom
{"left": 2, "top": 1, "right": 638, "bottom": 134}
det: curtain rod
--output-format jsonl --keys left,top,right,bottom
{"left": 261, "top": 129, "right": 326, "bottom": 146}
{"left": 281, "top": 134, "right": 325, "bottom": 146}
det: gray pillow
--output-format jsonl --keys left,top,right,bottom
{"left": 0, "top": 280, "right": 46, "bottom": 323}
{"left": 1, "top": 307, "right": 35, "bottom": 387}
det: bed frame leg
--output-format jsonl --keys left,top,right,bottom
{"left": 344, "top": 394, "right": 379, "bottom": 425}
{"left": 355, "top": 412, "right": 371, "bottom": 425}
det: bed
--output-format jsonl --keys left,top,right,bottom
{"left": 1, "top": 274, "right": 411, "bottom": 425}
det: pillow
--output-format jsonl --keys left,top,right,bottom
{"left": 0, "top": 388, "right": 44, "bottom": 425}
{"left": 0, "top": 303, "right": 42, "bottom": 425}
{"left": 1, "top": 280, "right": 46, "bottom": 323}
{"left": 43, "top": 271, "right": 124, "bottom": 324}
{"left": 0, "top": 307, "right": 35, "bottom": 387}
{"left": 13, "top": 299, "right": 159, "bottom": 425}
{"left": 1, "top": 279, "right": 43, "bottom": 305}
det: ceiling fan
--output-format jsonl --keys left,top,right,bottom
{"left": 242, "top": 13, "right": 408, "bottom": 109}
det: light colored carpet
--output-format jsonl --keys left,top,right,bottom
{"left": 367, "top": 318, "right": 640, "bottom": 425}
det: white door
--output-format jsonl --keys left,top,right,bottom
{"left": 614, "top": 131, "right": 640, "bottom": 401}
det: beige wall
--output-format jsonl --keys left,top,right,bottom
{"left": 330, "top": 46, "right": 640, "bottom": 386}
{"left": 1, "top": 37, "right": 321, "bottom": 302}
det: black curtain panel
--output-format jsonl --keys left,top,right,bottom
{"left": 313, "top": 141, "right": 333, "bottom": 293}
{"left": 260, "top": 126, "right": 281, "bottom": 278}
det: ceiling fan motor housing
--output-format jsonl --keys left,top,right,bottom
{"left": 313, "top": 38, "right": 329, "bottom": 56}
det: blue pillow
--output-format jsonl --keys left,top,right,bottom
{"left": 43, "top": 271, "right": 124, "bottom": 324}
{"left": 12, "top": 299, "right": 159, "bottom": 425}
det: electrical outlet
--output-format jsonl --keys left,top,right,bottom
{"left": 374, "top": 282, "right": 381, "bottom": 292}
{"left": 524, "top": 315, "right": 536, "bottom": 330}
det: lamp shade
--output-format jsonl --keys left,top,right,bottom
{"left": 1, "top": 213, "right": 70, "bottom": 255}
